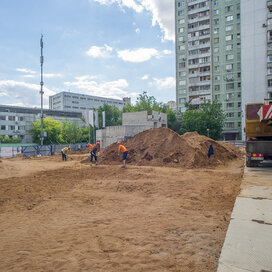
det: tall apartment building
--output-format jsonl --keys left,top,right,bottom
{"left": 241, "top": 0, "right": 272, "bottom": 139}
{"left": 49, "top": 91, "right": 129, "bottom": 113}
{"left": 175, "top": 0, "right": 242, "bottom": 140}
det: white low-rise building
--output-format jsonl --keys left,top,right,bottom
{"left": 96, "top": 111, "right": 167, "bottom": 148}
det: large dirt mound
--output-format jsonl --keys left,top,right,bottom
{"left": 99, "top": 127, "right": 242, "bottom": 168}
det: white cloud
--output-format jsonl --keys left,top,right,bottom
{"left": 149, "top": 76, "right": 175, "bottom": 89}
{"left": 64, "top": 76, "right": 133, "bottom": 99}
{"left": 92, "top": 0, "right": 175, "bottom": 41}
{"left": 117, "top": 48, "right": 159, "bottom": 63}
{"left": 163, "top": 49, "right": 172, "bottom": 55}
{"left": 43, "top": 73, "right": 62, "bottom": 78}
{"left": 0, "top": 80, "right": 55, "bottom": 107}
{"left": 141, "top": 74, "right": 149, "bottom": 80}
{"left": 16, "top": 68, "right": 36, "bottom": 74}
{"left": 93, "top": 0, "right": 144, "bottom": 13}
{"left": 23, "top": 75, "right": 36, "bottom": 78}
{"left": 86, "top": 44, "right": 113, "bottom": 58}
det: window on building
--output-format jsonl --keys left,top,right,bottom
{"left": 226, "top": 44, "right": 233, "bottom": 51}
{"left": 237, "top": 52, "right": 241, "bottom": 60}
{"left": 268, "top": 79, "right": 272, "bottom": 87}
{"left": 179, "top": 98, "right": 186, "bottom": 104}
{"left": 18, "top": 126, "right": 25, "bottom": 130}
{"left": 268, "top": 55, "right": 272, "bottom": 62}
{"left": 177, "top": 1, "right": 184, "bottom": 7}
{"left": 226, "top": 122, "right": 234, "bottom": 128}
{"left": 214, "top": 37, "right": 219, "bottom": 43}
{"left": 238, "top": 92, "right": 241, "bottom": 98}
{"left": 214, "top": 19, "right": 219, "bottom": 25}
{"left": 1, "top": 125, "right": 6, "bottom": 130}
{"left": 179, "top": 80, "right": 186, "bottom": 86}
{"left": 268, "top": 68, "right": 272, "bottom": 75}
{"left": 238, "top": 102, "right": 241, "bottom": 108}
{"left": 214, "top": 85, "right": 220, "bottom": 91}
{"left": 179, "top": 36, "right": 184, "bottom": 42}
{"left": 178, "top": 10, "right": 184, "bottom": 16}
{"left": 238, "top": 72, "right": 241, "bottom": 78}
{"left": 214, "top": 47, "right": 219, "bottom": 53}
{"left": 19, "top": 117, "right": 24, "bottom": 121}
{"left": 215, "top": 65, "right": 220, "bottom": 71}
{"left": 215, "top": 94, "right": 220, "bottom": 100}
{"left": 8, "top": 116, "right": 15, "bottom": 121}
{"left": 238, "top": 122, "right": 241, "bottom": 127}
{"left": 237, "top": 33, "right": 240, "bottom": 39}
{"left": 214, "top": 56, "right": 219, "bottom": 62}
{"left": 226, "top": 64, "right": 233, "bottom": 70}
{"left": 238, "top": 82, "right": 241, "bottom": 88}
{"left": 179, "top": 89, "right": 186, "bottom": 94}
{"left": 9, "top": 125, "right": 15, "bottom": 130}
{"left": 226, "top": 54, "right": 234, "bottom": 60}
{"left": 179, "top": 62, "right": 186, "bottom": 68}
{"left": 237, "top": 22, "right": 240, "bottom": 30}
{"left": 226, "top": 15, "right": 233, "bottom": 22}
{"left": 227, "top": 103, "right": 234, "bottom": 109}
{"left": 214, "top": 0, "right": 218, "bottom": 5}
{"left": 178, "top": 18, "right": 185, "bottom": 24}
{"left": 237, "top": 42, "right": 241, "bottom": 48}
{"left": 0, "top": 116, "right": 5, "bottom": 120}
{"left": 226, "top": 93, "right": 234, "bottom": 99}
{"left": 237, "top": 3, "right": 240, "bottom": 9}
{"left": 225, "top": 25, "right": 233, "bottom": 32}
{"left": 226, "top": 34, "right": 233, "bottom": 41}
{"left": 238, "top": 112, "right": 241, "bottom": 117}
{"left": 179, "top": 27, "right": 184, "bottom": 33}
{"left": 213, "top": 9, "right": 219, "bottom": 15}
{"left": 226, "top": 112, "right": 234, "bottom": 118}
{"left": 215, "top": 75, "right": 220, "bottom": 80}
{"left": 214, "top": 28, "right": 219, "bottom": 34}
{"left": 226, "top": 83, "right": 234, "bottom": 89}
{"left": 225, "top": 5, "right": 233, "bottom": 12}
{"left": 237, "top": 13, "right": 240, "bottom": 19}
{"left": 179, "top": 45, "right": 185, "bottom": 50}
{"left": 237, "top": 62, "right": 241, "bottom": 69}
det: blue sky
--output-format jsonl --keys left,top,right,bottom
{"left": 0, "top": 0, "right": 175, "bottom": 108}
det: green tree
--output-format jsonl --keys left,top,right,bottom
{"left": 31, "top": 118, "right": 63, "bottom": 144}
{"left": 180, "top": 100, "right": 226, "bottom": 140}
{"left": 0, "top": 135, "right": 22, "bottom": 144}
{"left": 98, "top": 104, "right": 122, "bottom": 127}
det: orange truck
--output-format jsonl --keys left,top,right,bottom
{"left": 245, "top": 102, "right": 272, "bottom": 167}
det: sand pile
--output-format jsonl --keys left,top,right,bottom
{"left": 100, "top": 127, "right": 241, "bottom": 168}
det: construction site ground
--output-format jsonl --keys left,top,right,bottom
{"left": 0, "top": 152, "right": 244, "bottom": 272}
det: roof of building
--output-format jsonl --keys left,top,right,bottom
{"left": 0, "top": 105, "right": 82, "bottom": 118}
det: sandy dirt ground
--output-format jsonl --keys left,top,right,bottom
{"left": 0, "top": 152, "right": 244, "bottom": 272}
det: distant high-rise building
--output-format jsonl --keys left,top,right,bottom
{"left": 175, "top": 0, "right": 242, "bottom": 140}
{"left": 241, "top": 0, "right": 272, "bottom": 139}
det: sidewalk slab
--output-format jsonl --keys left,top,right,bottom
{"left": 232, "top": 197, "right": 272, "bottom": 224}
{"left": 218, "top": 219, "right": 272, "bottom": 272}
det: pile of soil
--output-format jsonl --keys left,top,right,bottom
{"left": 100, "top": 127, "right": 242, "bottom": 168}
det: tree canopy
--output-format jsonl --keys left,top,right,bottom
{"left": 180, "top": 100, "right": 226, "bottom": 140}
{"left": 31, "top": 118, "right": 90, "bottom": 145}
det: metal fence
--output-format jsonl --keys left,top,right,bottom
{"left": 0, "top": 143, "right": 88, "bottom": 158}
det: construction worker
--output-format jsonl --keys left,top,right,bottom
{"left": 117, "top": 142, "right": 128, "bottom": 168}
{"left": 90, "top": 141, "right": 100, "bottom": 166}
{"left": 61, "top": 146, "right": 71, "bottom": 161}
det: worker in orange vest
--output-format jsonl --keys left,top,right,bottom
{"left": 117, "top": 142, "right": 128, "bottom": 168}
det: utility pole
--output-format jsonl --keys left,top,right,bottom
{"left": 40, "top": 34, "right": 44, "bottom": 145}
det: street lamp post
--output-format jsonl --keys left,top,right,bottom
{"left": 207, "top": 128, "right": 210, "bottom": 138}
{"left": 40, "top": 34, "right": 44, "bottom": 145}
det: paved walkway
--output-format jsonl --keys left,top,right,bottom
{"left": 217, "top": 161, "right": 272, "bottom": 272}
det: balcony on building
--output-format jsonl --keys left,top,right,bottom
{"left": 188, "top": 6, "right": 210, "bottom": 16}
{"left": 188, "top": 0, "right": 209, "bottom": 7}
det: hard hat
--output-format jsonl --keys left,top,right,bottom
{"left": 117, "top": 141, "right": 121, "bottom": 145}
{"left": 68, "top": 146, "right": 71, "bottom": 150}
{"left": 97, "top": 141, "right": 100, "bottom": 144}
